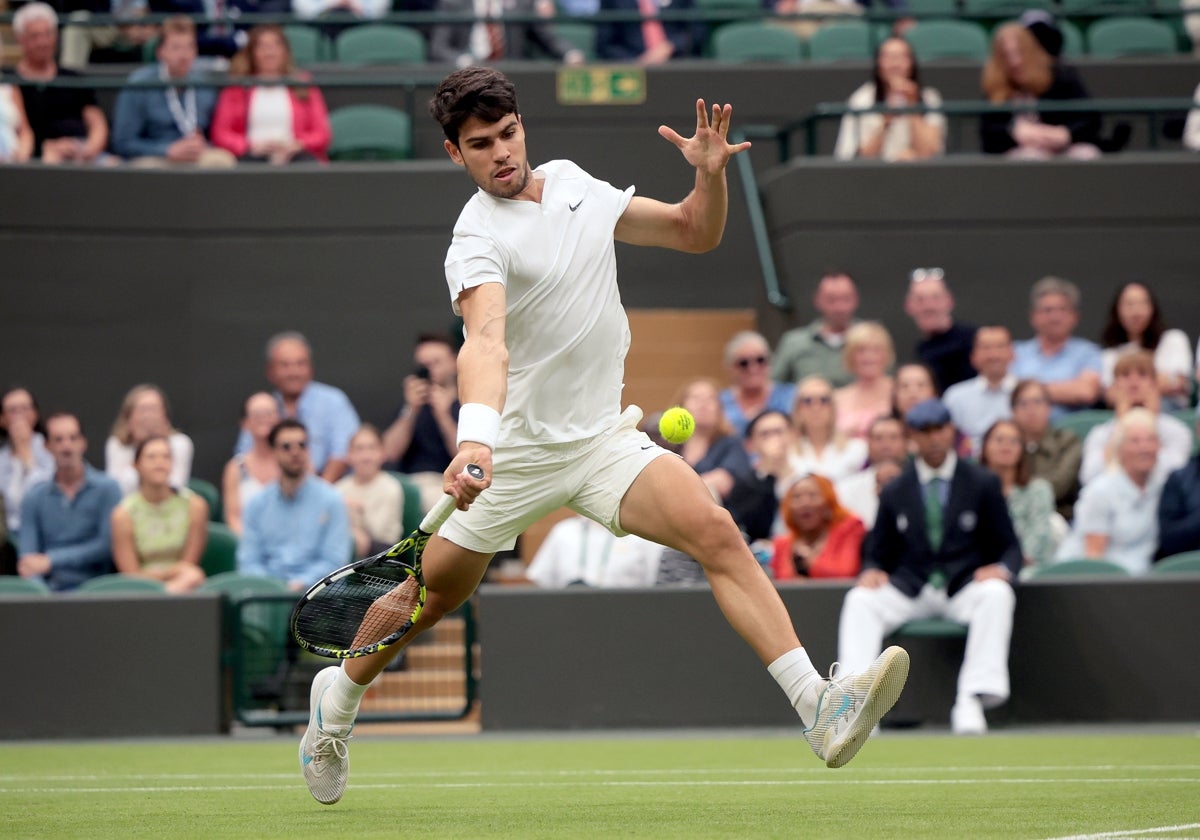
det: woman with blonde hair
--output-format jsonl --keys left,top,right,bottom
{"left": 980, "top": 14, "right": 1101, "bottom": 159}
{"left": 770, "top": 473, "right": 865, "bottom": 580}
{"left": 674, "top": 376, "right": 752, "bottom": 503}
{"left": 790, "top": 375, "right": 866, "bottom": 480}
{"left": 106, "top": 384, "right": 194, "bottom": 496}
{"left": 834, "top": 321, "right": 895, "bottom": 440}
{"left": 210, "top": 25, "right": 331, "bottom": 164}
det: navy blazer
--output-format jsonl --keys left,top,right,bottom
{"left": 866, "top": 458, "right": 1021, "bottom": 597}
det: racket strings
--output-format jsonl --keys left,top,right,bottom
{"left": 294, "top": 570, "right": 423, "bottom": 653}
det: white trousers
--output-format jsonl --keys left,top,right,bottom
{"left": 838, "top": 579, "right": 1016, "bottom": 707}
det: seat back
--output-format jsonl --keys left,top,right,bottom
{"left": 75, "top": 574, "right": 168, "bottom": 594}
{"left": 807, "top": 20, "right": 873, "bottom": 63}
{"left": 712, "top": 21, "right": 805, "bottom": 62}
{"left": 187, "top": 477, "right": 222, "bottom": 523}
{"left": 334, "top": 24, "right": 427, "bottom": 64}
{"left": 1028, "top": 558, "right": 1131, "bottom": 579}
{"left": 553, "top": 21, "right": 597, "bottom": 60}
{"left": 1051, "top": 408, "right": 1114, "bottom": 442}
{"left": 1086, "top": 15, "right": 1178, "bottom": 57}
{"left": 328, "top": 105, "right": 414, "bottom": 161}
{"left": 0, "top": 576, "right": 51, "bottom": 596}
{"left": 388, "top": 472, "right": 426, "bottom": 535}
{"left": 1150, "top": 551, "right": 1200, "bottom": 574}
{"left": 201, "top": 522, "right": 239, "bottom": 578}
{"left": 904, "top": 19, "right": 990, "bottom": 61}
{"left": 283, "top": 24, "right": 330, "bottom": 67}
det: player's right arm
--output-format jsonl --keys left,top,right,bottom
{"left": 445, "top": 281, "right": 507, "bottom": 508}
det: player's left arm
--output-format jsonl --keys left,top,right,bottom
{"left": 615, "top": 99, "right": 751, "bottom": 254}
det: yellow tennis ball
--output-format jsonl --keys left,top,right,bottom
{"left": 659, "top": 406, "right": 695, "bottom": 444}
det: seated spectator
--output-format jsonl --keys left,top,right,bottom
{"left": 147, "top": 0, "right": 268, "bottom": 59}
{"left": 770, "top": 473, "right": 865, "bottom": 581}
{"left": 1099, "top": 282, "right": 1192, "bottom": 411}
{"left": 836, "top": 414, "right": 908, "bottom": 529}
{"left": 595, "top": 0, "right": 704, "bottom": 65}
{"left": 771, "top": 0, "right": 861, "bottom": 43}
{"left": 59, "top": 0, "right": 156, "bottom": 70}
{"left": 105, "top": 384, "right": 194, "bottom": 496}
{"left": 1011, "top": 379, "right": 1082, "bottom": 521}
{"left": 676, "top": 377, "right": 752, "bottom": 503}
{"left": 979, "top": 419, "right": 1060, "bottom": 573}
{"left": 429, "top": 0, "right": 586, "bottom": 67}
{"left": 236, "top": 331, "right": 360, "bottom": 483}
{"left": 725, "top": 409, "right": 797, "bottom": 545}
{"left": 18, "top": 412, "right": 123, "bottom": 591}
{"left": 0, "top": 80, "right": 34, "bottom": 163}
{"left": 111, "top": 16, "right": 236, "bottom": 167}
{"left": 526, "top": 514, "right": 663, "bottom": 588}
{"left": 221, "top": 391, "right": 281, "bottom": 536}
{"left": 718, "top": 331, "right": 796, "bottom": 438}
{"left": 237, "top": 419, "right": 352, "bottom": 591}
{"left": 833, "top": 321, "right": 895, "bottom": 440}
{"left": 980, "top": 14, "right": 1101, "bottom": 159}
{"left": 1185, "top": 81, "right": 1200, "bottom": 152}
{"left": 771, "top": 271, "right": 859, "bottom": 388}
{"left": 336, "top": 425, "right": 405, "bottom": 558}
{"left": 789, "top": 375, "right": 866, "bottom": 481}
{"left": 14, "top": 3, "right": 112, "bottom": 165}
{"left": 892, "top": 363, "right": 938, "bottom": 426}
{"left": 1156, "top": 408, "right": 1200, "bottom": 559}
{"left": 1078, "top": 350, "right": 1192, "bottom": 486}
{"left": 904, "top": 268, "right": 976, "bottom": 391}
{"left": 1057, "top": 408, "right": 1164, "bottom": 575}
{"left": 943, "top": 326, "right": 1017, "bottom": 457}
{"left": 0, "top": 387, "right": 54, "bottom": 537}
{"left": 833, "top": 37, "right": 945, "bottom": 163}
{"left": 1011, "top": 276, "right": 1102, "bottom": 420}
{"left": 211, "top": 26, "right": 332, "bottom": 165}
{"left": 110, "top": 436, "right": 208, "bottom": 593}
{"left": 382, "top": 333, "right": 460, "bottom": 514}
{"left": 292, "top": 0, "right": 389, "bottom": 22}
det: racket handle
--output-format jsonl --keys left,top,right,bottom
{"left": 418, "top": 463, "right": 485, "bottom": 533}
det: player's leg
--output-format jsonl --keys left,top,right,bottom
{"left": 301, "top": 536, "right": 493, "bottom": 805}
{"left": 944, "top": 578, "right": 1016, "bottom": 734}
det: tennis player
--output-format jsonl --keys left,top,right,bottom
{"left": 300, "top": 67, "right": 909, "bottom": 804}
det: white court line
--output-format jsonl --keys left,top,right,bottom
{"left": 1042, "top": 823, "right": 1200, "bottom": 840}
{"left": 2, "top": 777, "right": 1199, "bottom": 795}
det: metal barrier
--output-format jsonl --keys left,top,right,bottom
{"left": 226, "top": 593, "right": 478, "bottom": 727}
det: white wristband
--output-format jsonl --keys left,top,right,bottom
{"left": 456, "top": 403, "right": 501, "bottom": 451}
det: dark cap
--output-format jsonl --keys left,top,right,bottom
{"left": 1020, "top": 9, "right": 1064, "bottom": 58}
{"left": 905, "top": 398, "right": 952, "bottom": 430}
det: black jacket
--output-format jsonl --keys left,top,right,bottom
{"left": 980, "top": 64, "right": 1103, "bottom": 155}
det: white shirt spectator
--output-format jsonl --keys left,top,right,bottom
{"left": 1079, "top": 413, "right": 1193, "bottom": 486}
{"left": 526, "top": 516, "right": 663, "bottom": 588}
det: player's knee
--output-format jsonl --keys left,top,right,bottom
{"left": 681, "top": 505, "right": 745, "bottom": 563}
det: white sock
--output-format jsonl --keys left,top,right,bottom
{"left": 319, "top": 665, "right": 370, "bottom": 728}
{"left": 767, "top": 647, "right": 824, "bottom": 728}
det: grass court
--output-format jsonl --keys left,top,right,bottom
{"left": 2, "top": 729, "right": 1198, "bottom": 839}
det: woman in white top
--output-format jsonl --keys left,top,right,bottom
{"left": 0, "top": 83, "right": 34, "bottom": 163}
{"left": 0, "top": 387, "right": 54, "bottom": 533}
{"left": 221, "top": 391, "right": 281, "bottom": 536}
{"left": 335, "top": 425, "right": 405, "bottom": 558}
{"left": 1098, "top": 282, "right": 1193, "bottom": 410}
{"left": 789, "top": 375, "right": 866, "bottom": 480}
{"left": 105, "top": 384, "right": 194, "bottom": 496}
{"left": 833, "top": 37, "right": 945, "bottom": 162}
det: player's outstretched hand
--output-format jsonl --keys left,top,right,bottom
{"left": 658, "top": 100, "right": 752, "bottom": 176}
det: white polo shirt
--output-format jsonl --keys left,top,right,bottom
{"left": 444, "top": 159, "right": 636, "bottom": 448}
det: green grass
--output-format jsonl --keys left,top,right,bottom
{"left": 2, "top": 731, "right": 1198, "bottom": 839}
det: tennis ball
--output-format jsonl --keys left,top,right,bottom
{"left": 659, "top": 407, "right": 695, "bottom": 444}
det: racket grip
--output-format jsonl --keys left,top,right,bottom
{"left": 419, "top": 463, "right": 485, "bottom": 533}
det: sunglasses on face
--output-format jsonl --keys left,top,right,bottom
{"left": 798, "top": 395, "right": 832, "bottom": 406}
{"left": 735, "top": 355, "right": 768, "bottom": 369}
{"left": 910, "top": 267, "right": 945, "bottom": 284}
{"left": 277, "top": 440, "right": 308, "bottom": 452}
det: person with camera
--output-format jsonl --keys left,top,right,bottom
{"left": 382, "top": 333, "right": 461, "bottom": 514}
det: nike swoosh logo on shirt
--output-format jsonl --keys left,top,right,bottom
{"left": 569, "top": 199, "right": 584, "bottom": 211}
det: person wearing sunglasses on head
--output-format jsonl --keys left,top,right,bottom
{"left": 904, "top": 267, "right": 977, "bottom": 393}
{"left": 719, "top": 331, "right": 796, "bottom": 438}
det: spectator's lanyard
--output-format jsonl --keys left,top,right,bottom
{"left": 160, "top": 66, "right": 197, "bottom": 136}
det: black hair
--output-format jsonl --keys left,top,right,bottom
{"left": 268, "top": 417, "right": 307, "bottom": 447}
{"left": 429, "top": 67, "right": 520, "bottom": 145}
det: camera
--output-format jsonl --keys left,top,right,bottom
{"left": 414, "top": 364, "right": 431, "bottom": 381}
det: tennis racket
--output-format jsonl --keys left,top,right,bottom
{"left": 290, "top": 463, "right": 485, "bottom": 659}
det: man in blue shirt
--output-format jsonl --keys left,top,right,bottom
{"left": 943, "top": 325, "right": 1017, "bottom": 457}
{"left": 237, "top": 331, "right": 361, "bottom": 483}
{"left": 237, "top": 419, "right": 352, "bottom": 591}
{"left": 18, "top": 412, "right": 123, "bottom": 591}
{"left": 1011, "top": 276, "right": 1102, "bottom": 421}
{"left": 110, "top": 16, "right": 234, "bottom": 166}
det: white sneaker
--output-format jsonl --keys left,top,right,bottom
{"left": 950, "top": 694, "right": 988, "bottom": 735}
{"left": 299, "top": 666, "right": 354, "bottom": 804}
{"left": 804, "top": 646, "right": 910, "bottom": 769}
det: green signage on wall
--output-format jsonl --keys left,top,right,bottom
{"left": 557, "top": 67, "right": 647, "bottom": 105}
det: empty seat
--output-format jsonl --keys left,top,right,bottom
{"left": 712, "top": 21, "right": 805, "bottom": 62}
{"left": 1086, "top": 15, "right": 1178, "bottom": 57}
{"left": 328, "top": 105, "right": 413, "bottom": 161}
{"left": 904, "top": 19, "right": 990, "bottom": 61}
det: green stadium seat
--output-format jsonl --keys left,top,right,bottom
{"left": 328, "top": 105, "right": 413, "bottom": 161}
{"left": 1051, "top": 409, "right": 1113, "bottom": 443}
{"left": 1059, "top": 18, "right": 1086, "bottom": 57}
{"left": 199, "top": 570, "right": 290, "bottom": 598}
{"left": 1059, "top": 0, "right": 1146, "bottom": 14}
{"left": 0, "top": 576, "right": 51, "bottom": 596}
{"left": 200, "top": 522, "right": 239, "bottom": 578}
{"left": 187, "top": 477, "right": 222, "bottom": 523}
{"left": 712, "top": 21, "right": 805, "bottom": 62}
{"left": 1086, "top": 15, "right": 1178, "bottom": 57}
{"left": 389, "top": 472, "right": 425, "bottom": 534}
{"left": 889, "top": 618, "right": 968, "bottom": 638}
{"left": 553, "top": 21, "right": 597, "bottom": 60}
{"left": 1027, "top": 558, "right": 1131, "bottom": 579}
{"left": 903, "top": 19, "right": 990, "bottom": 61}
{"left": 901, "top": 0, "right": 961, "bottom": 17}
{"left": 963, "top": 0, "right": 1054, "bottom": 17}
{"left": 283, "top": 24, "right": 331, "bottom": 67}
{"left": 334, "top": 24, "right": 427, "bottom": 65}
{"left": 75, "top": 574, "right": 168, "bottom": 594}
{"left": 807, "top": 20, "right": 874, "bottom": 62}
{"left": 1150, "top": 551, "right": 1200, "bottom": 574}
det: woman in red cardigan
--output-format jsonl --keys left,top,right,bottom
{"left": 211, "top": 25, "right": 331, "bottom": 164}
{"left": 770, "top": 473, "right": 865, "bottom": 580}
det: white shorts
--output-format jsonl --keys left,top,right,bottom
{"left": 439, "top": 406, "right": 671, "bottom": 554}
